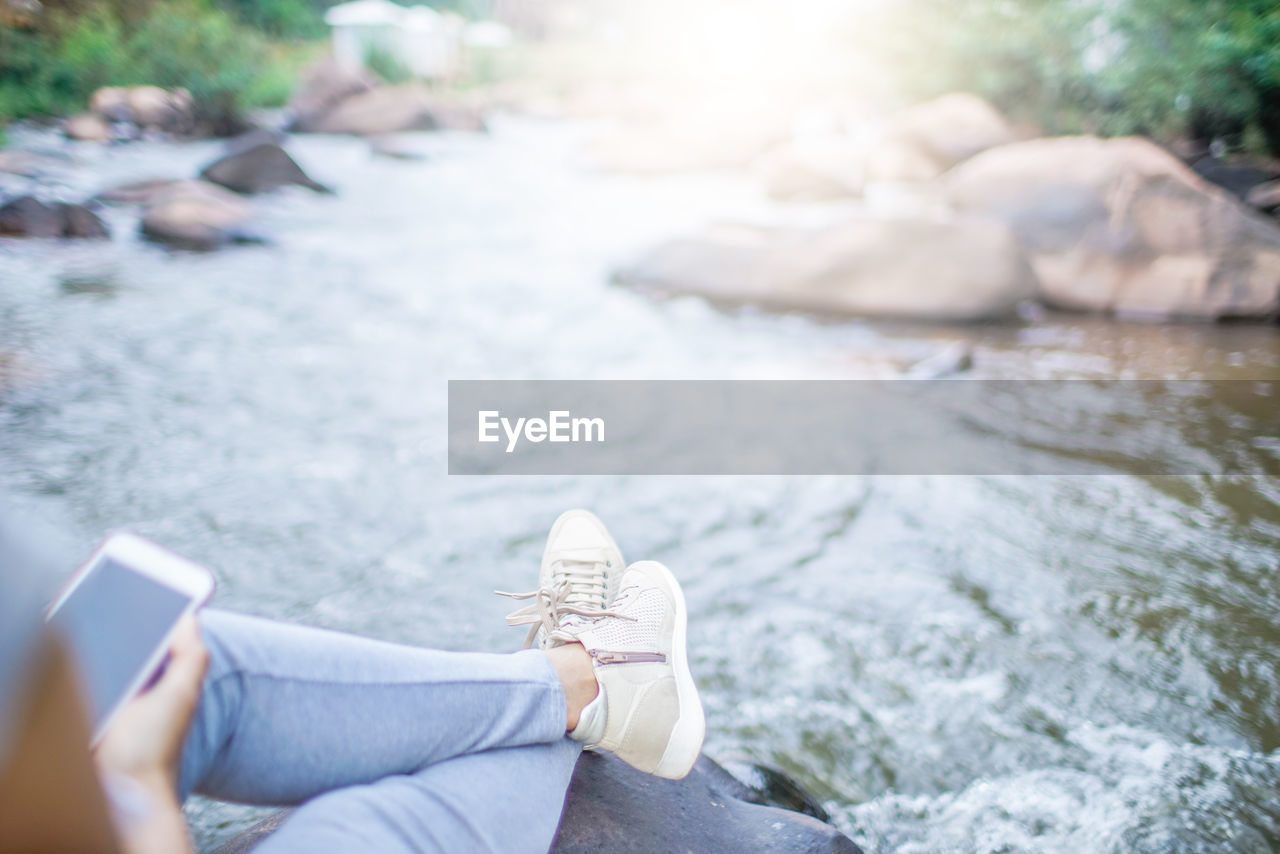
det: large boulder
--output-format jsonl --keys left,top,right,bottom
{"left": 0, "top": 196, "right": 63, "bottom": 237}
{"left": 299, "top": 85, "right": 485, "bottom": 136}
{"left": 96, "top": 178, "right": 192, "bottom": 206}
{"left": 61, "top": 203, "right": 111, "bottom": 238}
{"left": 0, "top": 150, "right": 71, "bottom": 179}
{"left": 89, "top": 86, "right": 133, "bottom": 122}
{"left": 946, "top": 135, "right": 1280, "bottom": 318}
{"left": 127, "top": 86, "right": 194, "bottom": 133}
{"left": 756, "top": 137, "right": 866, "bottom": 201}
{"left": 199, "top": 140, "right": 331, "bottom": 194}
{"left": 64, "top": 112, "right": 113, "bottom": 143}
{"left": 139, "top": 181, "right": 259, "bottom": 250}
{"left": 616, "top": 216, "right": 1036, "bottom": 321}
{"left": 210, "top": 754, "right": 862, "bottom": 854}
{"left": 0, "top": 197, "right": 109, "bottom": 239}
{"left": 88, "top": 85, "right": 194, "bottom": 134}
{"left": 288, "top": 58, "right": 379, "bottom": 132}
{"left": 867, "top": 93, "right": 1015, "bottom": 183}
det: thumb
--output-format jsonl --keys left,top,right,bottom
{"left": 153, "top": 615, "right": 209, "bottom": 702}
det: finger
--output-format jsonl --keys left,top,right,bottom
{"left": 152, "top": 616, "right": 209, "bottom": 700}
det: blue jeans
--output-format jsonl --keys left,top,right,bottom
{"left": 178, "top": 610, "right": 582, "bottom": 853}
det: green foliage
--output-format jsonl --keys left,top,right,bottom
{"left": 214, "top": 0, "right": 327, "bottom": 40}
{"left": 121, "top": 0, "right": 272, "bottom": 131}
{"left": 0, "top": 0, "right": 318, "bottom": 132}
{"left": 882, "top": 0, "right": 1102, "bottom": 135}
{"left": 56, "top": 6, "right": 127, "bottom": 93}
{"left": 883, "top": 0, "right": 1280, "bottom": 154}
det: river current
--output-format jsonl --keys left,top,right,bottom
{"left": 0, "top": 116, "right": 1277, "bottom": 852}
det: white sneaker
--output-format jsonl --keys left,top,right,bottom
{"left": 555, "top": 560, "right": 706, "bottom": 780}
{"left": 496, "top": 509, "right": 625, "bottom": 649}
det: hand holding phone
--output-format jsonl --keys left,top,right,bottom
{"left": 45, "top": 533, "right": 215, "bottom": 745}
{"left": 93, "top": 615, "right": 209, "bottom": 799}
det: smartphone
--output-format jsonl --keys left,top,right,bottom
{"left": 45, "top": 532, "right": 215, "bottom": 744}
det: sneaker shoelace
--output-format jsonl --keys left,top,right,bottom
{"left": 495, "top": 548, "right": 629, "bottom": 648}
{"left": 547, "top": 583, "right": 654, "bottom": 656}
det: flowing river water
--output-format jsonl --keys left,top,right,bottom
{"left": 0, "top": 116, "right": 1278, "bottom": 852}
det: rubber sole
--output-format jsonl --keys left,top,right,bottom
{"left": 629, "top": 560, "right": 707, "bottom": 780}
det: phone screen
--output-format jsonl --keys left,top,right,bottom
{"left": 46, "top": 556, "right": 194, "bottom": 734}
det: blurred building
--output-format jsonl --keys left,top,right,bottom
{"left": 324, "top": 0, "right": 469, "bottom": 80}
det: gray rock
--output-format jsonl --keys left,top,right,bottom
{"left": 200, "top": 141, "right": 331, "bottom": 195}
{"left": 616, "top": 217, "right": 1036, "bottom": 321}
{"left": 139, "top": 181, "right": 259, "bottom": 250}
{"left": 287, "top": 59, "right": 380, "bottom": 133}
{"left": 300, "top": 85, "right": 485, "bottom": 136}
{"left": 209, "top": 753, "right": 862, "bottom": 854}
{"left": 756, "top": 138, "right": 865, "bottom": 201}
{"left": 0, "top": 196, "right": 109, "bottom": 239}
{"left": 0, "top": 150, "right": 72, "bottom": 179}
{"left": 0, "top": 196, "right": 63, "bottom": 237}
{"left": 89, "top": 85, "right": 195, "bottom": 134}
{"left": 946, "top": 135, "right": 1280, "bottom": 319}
{"left": 65, "top": 112, "right": 113, "bottom": 143}
{"left": 96, "top": 178, "right": 191, "bottom": 206}
{"left": 552, "top": 753, "right": 861, "bottom": 854}
{"left": 866, "top": 93, "right": 1017, "bottom": 184}
{"left": 60, "top": 203, "right": 110, "bottom": 238}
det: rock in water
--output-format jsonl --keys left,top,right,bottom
{"left": 60, "top": 203, "right": 110, "bottom": 239}
{"left": 200, "top": 141, "right": 331, "bottom": 195}
{"left": 90, "top": 87, "right": 133, "bottom": 122}
{"left": 552, "top": 753, "right": 861, "bottom": 853}
{"left": 0, "top": 197, "right": 109, "bottom": 239}
{"left": 96, "top": 178, "right": 192, "bottom": 206}
{"left": 303, "top": 85, "right": 439, "bottom": 136}
{"left": 89, "top": 85, "right": 194, "bottom": 134}
{"left": 867, "top": 93, "right": 1016, "bottom": 183}
{"left": 126, "top": 85, "right": 193, "bottom": 133}
{"left": 209, "top": 753, "right": 862, "bottom": 854}
{"left": 139, "top": 181, "right": 258, "bottom": 250}
{"left": 300, "top": 85, "right": 485, "bottom": 136}
{"left": 287, "top": 59, "right": 380, "bottom": 133}
{"left": 0, "top": 196, "right": 63, "bottom": 237}
{"left": 64, "top": 113, "right": 113, "bottom": 143}
{"left": 946, "top": 136, "right": 1280, "bottom": 319}
{"left": 756, "top": 137, "right": 866, "bottom": 201}
{"left": 616, "top": 217, "right": 1036, "bottom": 321}
{"left": 0, "top": 150, "right": 71, "bottom": 179}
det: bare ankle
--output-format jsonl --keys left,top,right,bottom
{"left": 545, "top": 642, "right": 598, "bottom": 730}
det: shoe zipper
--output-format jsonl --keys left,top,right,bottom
{"left": 591, "top": 650, "right": 667, "bottom": 665}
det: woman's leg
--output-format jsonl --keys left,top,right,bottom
{"left": 252, "top": 739, "right": 582, "bottom": 854}
{"left": 178, "top": 609, "right": 568, "bottom": 806}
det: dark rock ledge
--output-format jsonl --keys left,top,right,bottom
{"left": 210, "top": 753, "right": 864, "bottom": 854}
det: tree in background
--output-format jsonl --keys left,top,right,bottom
{"left": 0, "top": 0, "right": 310, "bottom": 129}
{"left": 885, "top": 0, "right": 1280, "bottom": 156}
